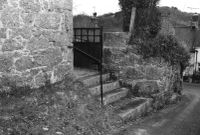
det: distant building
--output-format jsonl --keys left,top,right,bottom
{"left": 161, "top": 13, "right": 200, "bottom": 73}
{"left": 175, "top": 14, "right": 200, "bottom": 73}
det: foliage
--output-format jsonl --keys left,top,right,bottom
{"left": 73, "top": 14, "right": 93, "bottom": 28}
{"left": 136, "top": 34, "right": 190, "bottom": 69}
{"left": 159, "top": 6, "right": 192, "bottom": 26}
{"left": 119, "top": 0, "right": 161, "bottom": 39}
{"left": 98, "top": 12, "right": 123, "bottom": 32}
{"left": 73, "top": 12, "right": 123, "bottom": 32}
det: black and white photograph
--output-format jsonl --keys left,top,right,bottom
{"left": 0, "top": 0, "right": 200, "bottom": 134}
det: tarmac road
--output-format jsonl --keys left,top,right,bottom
{"left": 117, "top": 83, "right": 200, "bottom": 135}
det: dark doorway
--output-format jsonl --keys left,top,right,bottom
{"left": 73, "top": 28, "right": 103, "bottom": 69}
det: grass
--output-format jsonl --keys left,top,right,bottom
{"left": 0, "top": 75, "right": 117, "bottom": 135}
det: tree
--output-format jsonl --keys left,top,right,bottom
{"left": 119, "top": 0, "right": 161, "bottom": 40}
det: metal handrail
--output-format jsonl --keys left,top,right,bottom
{"left": 69, "top": 46, "right": 101, "bottom": 63}
{"left": 68, "top": 45, "right": 104, "bottom": 105}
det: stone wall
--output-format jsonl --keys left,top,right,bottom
{"left": 104, "top": 32, "right": 129, "bottom": 48}
{"left": 103, "top": 32, "right": 182, "bottom": 109}
{"left": 0, "top": 0, "right": 73, "bottom": 89}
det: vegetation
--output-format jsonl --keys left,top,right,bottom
{"left": 136, "top": 34, "right": 190, "bottom": 69}
{"left": 0, "top": 75, "right": 117, "bottom": 135}
{"left": 119, "top": 0, "right": 161, "bottom": 39}
{"left": 73, "top": 14, "right": 93, "bottom": 28}
{"left": 159, "top": 6, "right": 192, "bottom": 26}
{"left": 73, "top": 12, "right": 123, "bottom": 32}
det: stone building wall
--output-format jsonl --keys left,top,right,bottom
{"left": 0, "top": 0, "right": 73, "bottom": 89}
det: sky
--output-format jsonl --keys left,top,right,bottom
{"left": 73, "top": 0, "right": 200, "bottom": 15}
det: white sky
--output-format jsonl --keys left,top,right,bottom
{"left": 73, "top": 0, "right": 200, "bottom": 15}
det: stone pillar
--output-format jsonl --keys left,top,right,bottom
{"left": 129, "top": 7, "right": 136, "bottom": 34}
{"left": 0, "top": 0, "right": 73, "bottom": 88}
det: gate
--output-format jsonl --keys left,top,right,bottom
{"left": 73, "top": 28, "right": 103, "bottom": 69}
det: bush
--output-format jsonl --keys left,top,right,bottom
{"left": 136, "top": 34, "right": 190, "bottom": 69}
{"left": 119, "top": 0, "right": 161, "bottom": 39}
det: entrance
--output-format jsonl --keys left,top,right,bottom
{"left": 73, "top": 28, "right": 103, "bottom": 69}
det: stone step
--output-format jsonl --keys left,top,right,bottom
{"left": 98, "top": 88, "right": 129, "bottom": 105}
{"left": 89, "top": 81, "right": 120, "bottom": 96}
{"left": 80, "top": 73, "right": 110, "bottom": 87}
{"left": 115, "top": 98, "right": 153, "bottom": 120}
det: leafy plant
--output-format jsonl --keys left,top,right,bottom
{"left": 119, "top": 0, "right": 161, "bottom": 40}
{"left": 136, "top": 34, "right": 190, "bottom": 69}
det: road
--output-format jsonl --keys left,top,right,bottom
{"left": 117, "top": 83, "right": 200, "bottom": 135}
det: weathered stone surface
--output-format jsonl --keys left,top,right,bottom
{"left": 27, "top": 36, "right": 51, "bottom": 52}
{"left": 2, "top": 39, "right": 23, "bottom": 52}
{"left": 12, "top": 26, "right": 33, "bottom": 39}
{"left": 19, "top": 0, "right": 41, "bottom": 13}
{"left": 35, "top": 13, "right": 61, "bottom": 30}
{"left": 2, "top": 74, "right": 34, "bottom": 87}
{"left": 21, "top": 13, "right": 35, "bottom": 26}
{"left": 8, "top": 0, "right": 19, "bottom": 7}
{"left": 127, "top": 80, "right": 160, "bottom": 97}
{"left": 0, "top": 0, "right": 7, "bottom": 10}
{"left": 54, "top": 62, "right": 71, "bottom": 81}
{"left": 34, "top": 72, "right": 47, "bottom": 88}
{"left": 33, "top": 47, "right": 63, "bottom": 68}
{"left": 49, "top": 0, "right": 72, "bottom": 12}
{"left": 0, "top": 28, "right": 7, "bottom": 38}
{"left": 1, "top": 7, "right": 21, "bottom": 28}
{"left": 15, "top": 56, "right": 35, "bottom": 71}
{"left": 136, "top": 80, "right": 160, "bottom": 96}
{"left": 0, "top": 55, "right": 13, "bottom": 72}
{"left": 64, "top": 12, "right": 73, "bottom": 36}
{"left": 0, "top": 0, "right": 73, "bottom": 89}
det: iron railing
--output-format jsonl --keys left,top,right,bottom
{"left": 68, "top": 46, "right": 104, "bottom": 105}
{"left": 71, "top": 27, "right": 104, "bottom": 105}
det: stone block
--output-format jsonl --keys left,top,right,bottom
{"left": 19, "top": 0, "right": 41, "bottom": 13}
{"left": 54, "top": 62, "right": 71, "bottom": 81}
{"left": 1, "top": 7, "right": 21, "bottom": 28}
{"left": 12, "top": 26, "right": 33, "bottom": 39}
{"left": 2, "top": 39, "right": 23, "bottom": 52}
{"left": 1, "top": 74, "right": 34, "bottom": 87}
{"left": 0, "top": 54, "right": 13, "bottom": 72}
{"left": 33, "top": 47, "right": 63, "bottom": 68}
{"left": 35, "top": 13, "right": 61, "bottom": 30}
{"left": 133, "top": 80, "right": 160, "bottom": 96}
{"left": 34, "top": 72, "right": 47, "bottom": 88}
{"left": 15, "top": 56, "right": 35, "bottom": 71}
{"left": 21, "top": 13, "right": 35, "bottom": 26}
{"left": 0, "top": 28, "right": 7, "bottom": 38}
{"left": 27, "top": 36, "right": 52, "bottom": 52}
{"left": 49, "top": 0, "right": 72, "bottom": 12}
{"left": 64, "top": 11, "right": 73, "bottom": 33}
{"left": 0, "top": 0, "right": 7, "bottom": 10}
{"left": 8, "top": 0, "right": 19, "bottom": 8}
